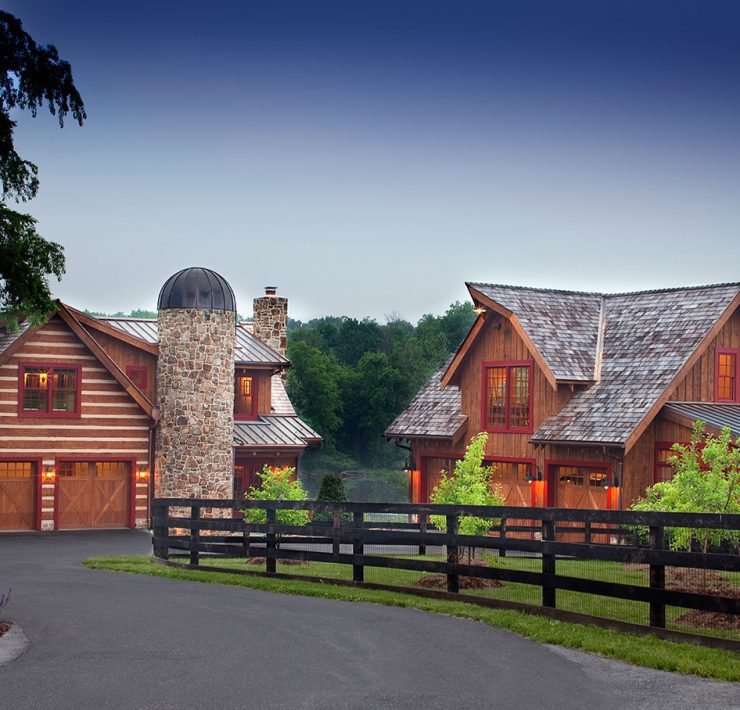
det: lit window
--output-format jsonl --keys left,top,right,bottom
{"left": 20, "top": 365, "right": 80, "bottom": 417}
{"left": 483, "top": 362, "right": 531, "bottom": 431}
{"left": 234, "top": 374, "right": 257, "bottom": 419}
{"left": 716, "top": 349, "right": 738, "bottom": 402}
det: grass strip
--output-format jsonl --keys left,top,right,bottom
{"left": 84, "top": 555, "right": 740, "bottom": 682}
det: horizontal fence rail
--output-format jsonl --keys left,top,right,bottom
{"left": 151, "top": 499, "right": 740, "bottom": 650}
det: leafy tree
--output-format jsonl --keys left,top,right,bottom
{"left": 241, "top": 465, "right": 310, "bottom": 533}
{"left": 0, "top": 11, "right": 85, "bottom": 324}
{"left": 0, "top": 205, "right": 64, "bottom": 325}
{"left": 631, "top": 422, "right": 739, "bottom": 552}
{"left": 429, "top": 432, "right": 505, "bottom": 562}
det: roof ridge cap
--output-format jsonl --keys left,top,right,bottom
{"left": 467, "top": 281, "right": 739, "bottom": 298}
{"left": 467, "top": 282, "right": 601, "bottom": 297}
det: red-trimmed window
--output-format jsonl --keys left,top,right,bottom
{"left": 482, "top": 361, "right": 532, "bottom": 431}
{"left": 715, "top": 348, "right": 738, "bottom": 402}
{"left": 234, "top": 373, "right": 258, "bottom": 420}
{"left": 19, "top": 364, "right": 81, "bottom": 417}
{"left": 125, "top": 365, "right": 148, "bottom": 390}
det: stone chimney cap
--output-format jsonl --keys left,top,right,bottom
{"left": 158, "top": 267, "right": 236, "bottom": 312}
{"left": 264, "top": 286, "right": 278, "bottom": 296}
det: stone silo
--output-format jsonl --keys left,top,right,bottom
{"left": 155, "top": 267, "right": 236, "bottom": 501}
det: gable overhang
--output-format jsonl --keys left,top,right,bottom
{"left": 55, "top": 303, "right": 158, "bottom": 420}
{"left": 0, "top": 317, "right": 50, "bottom": 368}
{"left": 65, "top": 305, "right": 159, "bottom": 355}
{"left": 623, "top": 291, "right": 740, "bottom": 454}
{"left": 443, "top": 285, "right": 558, "bottom": 390}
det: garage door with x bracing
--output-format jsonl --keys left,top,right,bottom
{"left": 0, "top": 462, "right": 36, "bottom": 531}
{"left": 57, "top": 461, "right": 131, "bottom": 529}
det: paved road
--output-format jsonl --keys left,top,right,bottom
{"left": 0, "top": 530, "right": 737, "bottom": 710}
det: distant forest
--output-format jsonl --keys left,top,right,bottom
{"left": 286, "top": 303, "right": 475, "bottom": 497}
{"left": 84, "top": 302, "right": 476, "bottom": 499}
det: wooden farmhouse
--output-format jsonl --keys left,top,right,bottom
{"left": 0, "top": 272, "right": 320, "bottom": 532}
{"left": 386, "top": 282, "right": 740, "bottom": 511}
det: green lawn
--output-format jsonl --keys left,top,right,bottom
{"left": 84, "top": 554, "right": 740, "bottom": 682}
{"left": 168, "top": 552, "right": 739, "bottom": 639}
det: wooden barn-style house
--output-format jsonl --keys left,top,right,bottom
{"left": 0, "top": 274, "right": 320, "bottom": 532}
{"left": 386, "top": 282, "right": 740, "bottom": 511}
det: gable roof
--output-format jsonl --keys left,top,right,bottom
{"left": 388, "top": 282, "right": 739, "bottom": 451}
{"left": 467, "top": 283, "right": 603, "bottom": 382}
{"left": 385, "top": 355, "right": 468, "bottom": 440}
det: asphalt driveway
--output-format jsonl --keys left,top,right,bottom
{"left": 0, "top": 530, "right": 737, "bottom": 710}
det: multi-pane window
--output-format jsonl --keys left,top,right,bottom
{"left": 20, "top": 365, "right": 80, "bottom": 416}
{"left": 716, "top": 349, "right": 738, "bottom": 402}
{"left": 0, "top": 462, "right": 34, "bottom": 479}
{"left": 654, "top": 446, "right": 676, "bottom": 483}
{"left": 234, "top": 374, "right": 257, "bottom": 419}
{"left": 483, "top": 362, "right": 531, "bottom": 431}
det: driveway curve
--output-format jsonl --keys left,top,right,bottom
{"left": 0, "top": 530, "right": 737, "bottom": 710}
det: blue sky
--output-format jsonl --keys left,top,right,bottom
{"left": 6, "top": 1, "right": 740, "bottom": 321}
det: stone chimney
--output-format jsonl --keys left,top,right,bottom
{"left": 253, "top": 286, "right": 287, "bottom": 357}
{"left": 155, "top": 267, "right": 235, "bottom": 502}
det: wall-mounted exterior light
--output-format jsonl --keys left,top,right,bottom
{"left": 42, "top": 466, "right": 56, "bottom": 482}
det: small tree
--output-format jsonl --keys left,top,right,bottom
{"left": 429, "top": 432, "right": 505, "bottom": 562}
{"left": 314, "top": 471, "right": 351, "bottom": 524}
{"left": 631, "top": 422, "right": 739, "bottom": 552}
{"left": 242, "top": 465, "right": 309, "bottom": 546}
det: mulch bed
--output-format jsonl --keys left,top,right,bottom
{"left": 0, "top": 620, "right": 10, "bottom": 638}
{"left": 415, "top": 559, "right": 503, "bottom": 590}
{"left": 626, "top": 564, "right": 739, "bottom": 631}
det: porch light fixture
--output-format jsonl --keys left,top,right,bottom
{"left": 402, "top": 457, "right": 415, "bottom": 473}
{"left": 473, "top": 305, "right": 486, "bottom": 315}
{"left": 600, "top": 476, "right": 619, "bottom": 489}
{"left": 136, "top": 467, "right": 150, "bottom": 481}
{"left": 42, "top": 466, "right": 55, "bottom": 482}
{"left": 525, "top": 467, "right": 543, "bottom": 484}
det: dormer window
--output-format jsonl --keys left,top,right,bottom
{"left": 715, "top": 348, "right": 738, "bottom": 402}
{"left": 482, "top": 361, "right": 532, "bottom": 432}
{"left": 235, "top": 373, "right": 258, "bottom": 420}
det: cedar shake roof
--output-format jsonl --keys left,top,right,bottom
{"left": 387, "top": 282, "right": 739, "bottom": 448}
{"left": 468, "top": 283, "right": 603, "bottom": 382}
{"left": 97, "top": 316, "right": 288, "bottom": 367}
{"left": 385, "top": 356, "right": 468, "bottom": 439}
{"left": 0, "top": 319, "right": 32, "bottom": 356}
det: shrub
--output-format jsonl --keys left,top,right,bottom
{"left": 241, "top": 465, "right": 310, "bottom": 530}
{"left": 314, "top": 472, "right": 351, "bottom": 523}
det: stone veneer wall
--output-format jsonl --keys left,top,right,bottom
{"left": 253, "top": 294, "right": 288, "bottom": 357}
{"left": 155, "top": 308, "right": 235, "bottom": 500}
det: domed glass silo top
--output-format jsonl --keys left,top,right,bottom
{"left": 157, "top": 267, "right": 237, "bottom": 312}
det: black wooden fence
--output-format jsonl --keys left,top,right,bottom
{"left": 152, "top": 499, "right": 739, "bottom": 650}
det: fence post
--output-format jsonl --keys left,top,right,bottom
{"left": 584, "top": 520, "right": 592, "bottom": 545}
{"left": 266, "top": 507, "right": 276, "bottom": 575}
{"left": 332, "top": 509, "right": 341, "bottom": 556}
{"left": 446, "top": 514, "right": 459, "bottom": 594}
{"left": 353, "top": 511, "right": 364, "bottom": 583}
{"left": 152, "top": 501, "right": 169, "bottom": 561}
{"left": 419, "top": 514, "right": 427, "bottom": 556}
{"left": 649, "top": 525, "right": 666, "bottom": 628}
{"left": 499, "top": 517, "right": 507, "bottom": 558}
{"left": 542, "top": 518, "right": 556, "bottom": 608}
{"left": 189, "top": 505, "right": 200, "bottom": 567}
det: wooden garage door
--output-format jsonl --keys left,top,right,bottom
{"left": 551, "top": 465, "right": 610, "bottom": 542}
{"left": 57, "top": 461, "right": 130, "bottom": 529}
{"left": 0, "top": 462, "right": 36, "bottom": 531}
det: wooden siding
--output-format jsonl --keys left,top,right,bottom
{"left": 455, "top": 317, "right": 576, "bottom": 460}
{"left": 670, "top": 309, "right": 740, "bottom": 402}
{"left": 0, "top": 316, "right": 152, "bottom": 529}
{"left": 257, "top": 372, "right": 272, "bottom": 415}
{"left": 85, "top": 329, "right": 157, "bottom": 403}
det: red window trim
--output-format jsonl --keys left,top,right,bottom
{"left": 0, "top": 456, "right": 43, "bottom": 531}
{"left": 18, "top": 362, "right": 82, "bottom": 419}
{"left": 481, "top": 360, "right": 534, "bottom": 433}
{"left": 234, "top": 372, "right": 259, "bottom": 421}
{"left": 53, "top": 456, "right": 137, "bottom": 529}
{"left": 714, "top": 347, "right": 739, "bottom": 402}
{"left": 125, "top": 365, "right": 148, "bottom": 390}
